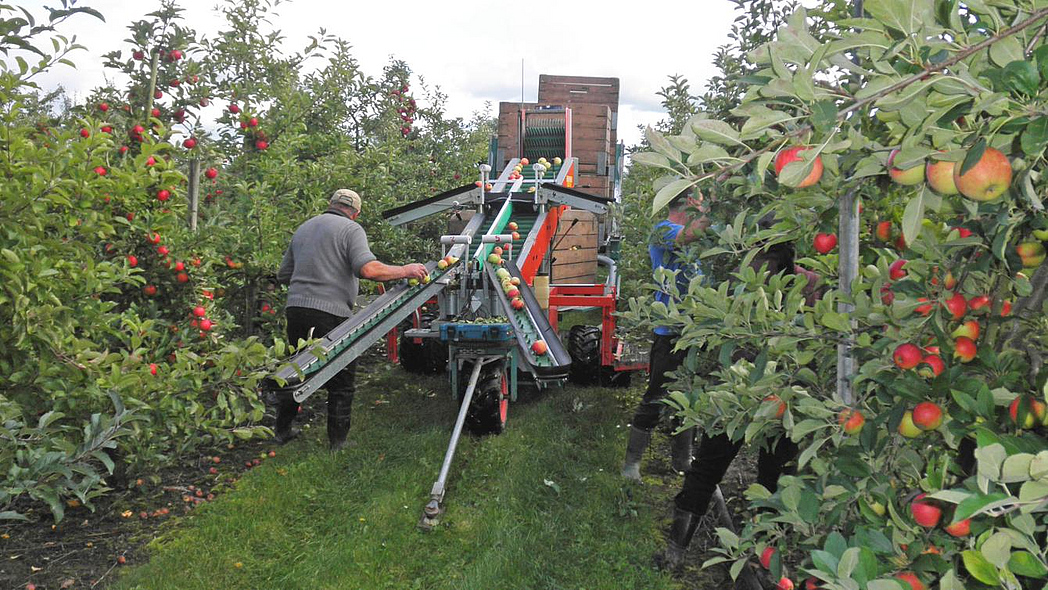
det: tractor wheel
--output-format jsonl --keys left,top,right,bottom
{"left": 399, "top": 312, "right": 448, "bottom": 374}
{"left": 460, "top": 360, "right": 508, "bottom": 436}
{"left": 567, "top": 325, "right": 631, "bottom": 387}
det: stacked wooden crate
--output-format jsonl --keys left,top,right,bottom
{"left": 495, "top": 75, "right": 620, "bottom": 284}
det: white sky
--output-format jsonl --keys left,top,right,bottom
{"left": 19, "top": 0, "right": 741, "bottom": 147}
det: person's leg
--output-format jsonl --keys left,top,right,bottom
{"left": 275, "top": 307, "right": 315, "bottom": 443}
{"left": 296, "top": 310, "right": 356, "bottom": 450}
{"left": 654, "top": 432, "right": 743, "bottom": 570}
{"left": 756, "top": 436, "right": 799, "bottom": 493}
{"left": 623, "top": 333, "right": 681, "bottom": 479}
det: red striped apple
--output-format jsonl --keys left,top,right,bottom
{"left": 774, "top": 146, "right": 823, "bottom": 188}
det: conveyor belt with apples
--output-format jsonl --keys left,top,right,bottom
{"left": 268, "top": 164, "right": 610, "bottom": 402}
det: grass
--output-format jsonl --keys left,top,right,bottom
{"left": 112, "top": 357, "right": 688, "bottom": 590}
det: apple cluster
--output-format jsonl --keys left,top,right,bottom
{"left": 391, "top": 84, "right": 415, "bottom": 137}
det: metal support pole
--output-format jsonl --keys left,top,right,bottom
{"left": 837, "top": 188, "right": 859, "bottom": 405}
{"left": 420, "top": 357, "right": 492, "bottom": 530}
{"left": 187, "top": 159, "right": 200, "bottom": 231}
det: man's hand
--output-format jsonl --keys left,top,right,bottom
{"left": 401, "top": 263, "right": 428, "bottom": 280}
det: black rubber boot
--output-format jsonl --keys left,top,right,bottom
{"left": 671, "top": 427, "right": 694, "bottom": 473}
{"left": 273, "top": 393, "right": 300, "bottom": 445}
{"left": 327, "top": 393, "right": 353, "bottom": 451}
{"left": 621, "top": 426, "right": 652, "bottom": 481}
{"left": 653, "top": 507, "right": 701, "bottom": 571}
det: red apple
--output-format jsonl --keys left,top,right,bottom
{"left": 169, "top": 49, "right": 182, "bottom": 60}
{"left": 760, "top": 546, "right": 776, "bottom": 569}
{"left": 953, "top": 147, "right": 1012, "bottom": 202}
{"left": 951, "top": 320, "right": 980, "bottom": 341}
{"left": 875, "top": 220, "right": 892, "bottom": 242}
{"left": 157, "top": 189, "right": 171, "bottom": 202}
{"left": 838, "top": 409, "right": 865, "bottom": 435}
{"left": 133, "top": 49, "right": 145, "bottom": 60}
{"left": 249, "top": 117, "right": 259, "bottom": 127}
{"left": 776, "top": 578, "right": 794, "bottom": 590}
{"left": 94, "top": 166, "right": 107, "bottom": 176}
{"left": 888, "top": 149, "right": 925, "bottom": 185}
{"left": 531, "top": 340, "right": 547, "bottom": 355}
{"left": 193, "top": 306, "right": 206, "bottom": 317}
{"left": 255, "top": 139, "right": 269, "bottom": 150}
{"left": 945, "top": 518, "right": 971, "bottom": 537}
{"left": 205, "top": 167, "right": 218, "bottom": 179}
{"left": 199, "top": 318, "right": 213, "bottom": 332}
{"left": 229, "top": 103, "right": 240, "bottom": 114}
{"left": 80, "top": 128, "right": 90, "bottom": 138}
{"left": 1009, "top": 396, "right": 1037, "bottom": 429}
{"left": 157, "top": 245, "right": 169, "bottom": 256}
{"left": 943, "top": 292, "right": 967, "bottom": 320}
{"left": 910, "top": 493, "right": 941, "bottom": 527}
{"left": 912, "top": 402, "right": 943, "bottom": 430}
{"left": 893, "top": 343, "right": 923, "bottom": 369}
{"left": 151, "top": 108, "right": 161, "bottom": 118}
{"left": 813, "top": 233, "right": 837, "bottom": 254}
{"left": 99, "top": 102, "right": 110, "bottom": 112}
{"left": 764, "top": 395, "right": 787, "bottom": 419}
{"left": 889, "top": 259, "right": 907, "bottom": 280}
{"left": 176, "top": 272, "right": 189, "bottom": 283}
{"left": 953, "top": 336, "right": 977, "bottom": 363}
{"left": 896, "top": 572, "right": 926, "bottom": 590}
{"left": 1001, "top": 300, "right": 1013, "bottom": 316}
{"left": 917, "top": 355, "right": 945, "bottom": 378}
{"left": 880, "top": 284, "right": 895, "bottom": 305}
{"left": 507, "top": 221, "right": 518, "bottom": 231}
{"left": 511, "top": 297, "right": 525, "bottom": 310}
{"left": 926, "top": 159, "right": 958, "bottom": 194}
{"left": 968, "top": 295, "right": 991, "bottom": 311}
{"left": 127, "top": 255, "right": 138, "bottom": 267}
{"left": 183, "top": 137, "right": 197, "bottom": 149}
{"left": 143, "top": 285, "right": 157, "bottom": 296}
{"left": 774, "top": 146, "right": 823, "bottom": 188}
{"left": 148, "top": 232, "right": 161, "bottom": 244}
{"left": 915, "top": 297, "right": 933, "bottom": 316}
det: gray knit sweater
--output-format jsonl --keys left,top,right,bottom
{"left": 277, "top": 210, "right": 378, "bottom": 318}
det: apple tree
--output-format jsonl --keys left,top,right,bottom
{"left": 627, "top": 1, "right": 1048, "bottom": 588}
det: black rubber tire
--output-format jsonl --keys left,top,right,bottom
{"left": 566, "top": 324, "right": 632, "bottom": 387}
{"left": 399, "top": 312, "right": 448, "bottom": 374}
{"left": 460, "top": 360, "right": 508, "bottom": 436}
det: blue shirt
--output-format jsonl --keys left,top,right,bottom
{"left": 649, "top": 220, "right": 702, "bottom": 336}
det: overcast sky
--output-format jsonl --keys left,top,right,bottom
{"left": 20, "top": 0, "right": 742, "bottom": 147}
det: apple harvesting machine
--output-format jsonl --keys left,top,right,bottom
{"left": 266, "top": 75, "right": 644, "bottom": 528}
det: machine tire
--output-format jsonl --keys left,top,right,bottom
{"left": 460, "top": 360, "right": 508, "bottom": 436}
{"left": 399, "top": 312, "right": 448, "bottom": 374}
{"left": 567, "top": 325, "right": 631, "bottom": 387}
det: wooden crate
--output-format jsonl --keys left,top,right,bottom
{"left": 552, "top": 210, "right": 597, "bottom": 283}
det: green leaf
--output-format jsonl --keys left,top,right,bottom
{"left": 954, "top": 491, "right": 1010, "bottom": 520}
{"left": 865, "top": 0, "right": 935, "bottom": 36}
{"left": 962, "top": 550, "right": 1001, "bottom": 585}
{"left": 811, "top": 549, "right": 839, "bottom": 574}
{"left": 631, "top": 151, "right": 676, "bottom": 172}
{"left": 0, "top": 511, "right": 29, "bottom": 521}
{"left": 651, "top": 178, "right": 696, "bottom": 215}
{"left": 960, "top": 138, "right": 986, "bottom": 176}
{"left": 867, "top": 580, "right": 904, "bottom": 590}
{"left": 1002, "top": 60, "right": 1040, "bottom": 96}
{"left": 811, "top": 100, "right": 838, "bottom": 134}
{"left": 989, "top": 36, "right": 1024, "bottom": 67}
{"left": 901, "top": 186, "right": 928, "bottom": 246}
{"left": 981, "top": 532, "right": 1012, "bottom": 568}
{"left": 837, "top": 547, "right": 860, "bottom": 579}
{"left": 645, "top": 126, "right": 681, "bottom": 161}
{"left": 690, "top": 119, "right": 744, "bottom": 147}
{"left": 1021, "top": 117, "right": 1048, "bottom": 156}
{"left": 1034, "top": 44, "right": 1048, "bottom": 79}
{"left": 1008, "top": 551, "right": 1048, "bottom": 577}
{"left": 819, "top": 310, "right": 851, "bottom": 332}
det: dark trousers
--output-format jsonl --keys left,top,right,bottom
{"left": 675, "top": 432, "right": 798, "bottom": 516}
{"left": 631, "top": 332, "right": 687, "bottom": 431}
{"left": 282, "top": 307, "right": 356, "bottom": 433}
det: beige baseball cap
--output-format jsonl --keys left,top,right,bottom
{"left": 330, "top": 188, "right": 362, "bottom": 211}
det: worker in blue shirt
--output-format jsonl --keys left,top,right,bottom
{"left": 622, "top": 189, "right": 710, "bottom": 480}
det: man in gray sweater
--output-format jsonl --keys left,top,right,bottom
{"left": 276, "top": 188, "right": 428, "bottom": 450}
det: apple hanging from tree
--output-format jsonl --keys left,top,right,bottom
{"left": 917, "top": 354, "right": 945, "bottom": 378}
{"left": 205, "top": 167, "right": 218, "bottom": 180}
{"left": 887, "top": 149, "right": 925, "bottom": 185}
{"left": 896, "top": 572, "right": 926, "bottom": 590}
{"left": 774, "top": 146, "right": 823, "bottom": 188}
{"left": 945, "top": 518, "right": 971, "bottom": 537}
{"left": 912, "top": 402, "right": 943, "bottom": 430}
{"left": 813, "top": 233, "right": 837, "bottom": 254}
{"left": 951, "top": 320, "right": 980, "bottom": 341}
{"left": 838, "top": 409, "right": 865, "bottom": 435}
{"left": 759, "top": 546, "right": 776, "bottom": 569}
{"left": 1016, "top": 241, "right": 1046, "bottom": 268}
{"left": 143, "top": 285, "right": 157, "bottom": 296}
{"left": 893, "top": 343, "right": 923, "bottom": 369}
{"left": 915, "top": 297, "right": 933, "bottom": 316}
{"left": 953, "top": 146, "right": 1012, "bottom": 201}
{"left": 874, "top": 220, "right": 892, "bottom": 242}
{"left": 183, "top": 137, "right": 197, "bottom": 149}
{"left": 889, "top": 259, "right": 907, "bottom": 280}
{"left": 943, "top": 292, "right": 967, "bottom": 320}
{"left": 953, "top": 336, "right": 977, "bottom": 363}
{"left": 910, "top": 493, "right": 942, "bottom": 527}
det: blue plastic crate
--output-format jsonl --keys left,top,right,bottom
{"left": 440, "top": 323, "right": 514, "bottom": 343}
